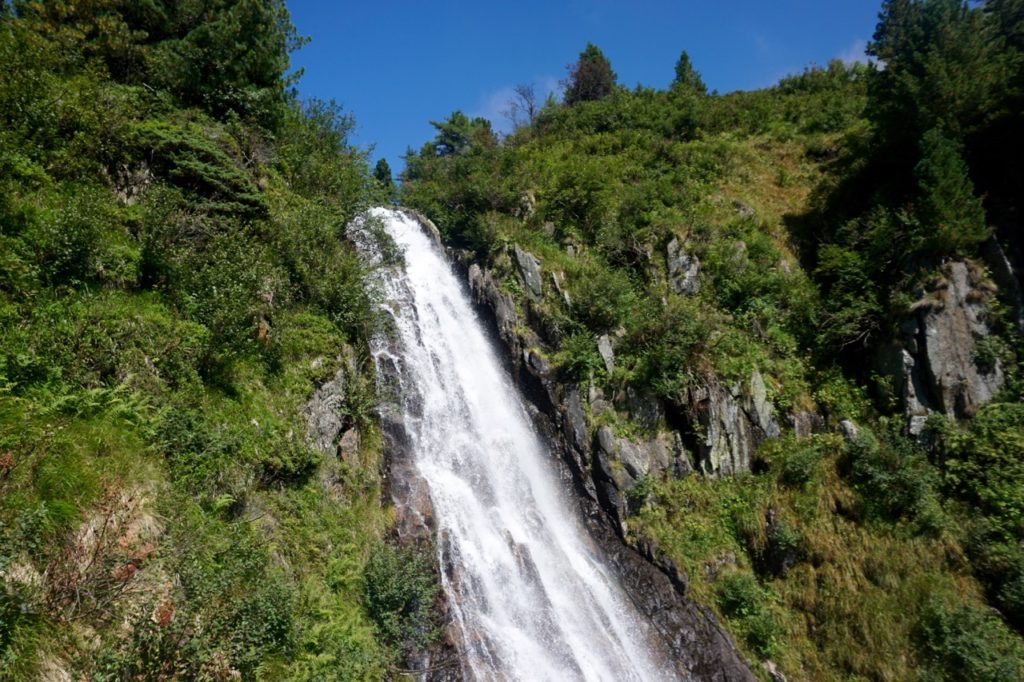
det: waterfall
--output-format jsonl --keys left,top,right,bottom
{"left": 362, "top": 207, "right": 672, "bottom": 682}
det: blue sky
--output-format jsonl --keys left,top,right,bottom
{"left": 287, "top": 1, "right": 882, "bottom": 171}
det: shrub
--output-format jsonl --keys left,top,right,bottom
{"left": 716, "top": 572, "right": 781, "bottom": 658}
{"left": 569, "top": 259, "right": 637, "bottom": 333}
{"left": 362, "top": 544, "right": 439, "bottom": 655}
{"left": 131, "top": 119, "right": 267, "bottom": 219}
{"left": 845, "top": 423, "right": 946, "bottom": 534}
{"left": 778, "top": 442, "right": 822, "bottom": 487}
{"left": 626, "top": 295, "right": 719, "bottom": 402}
{"left": 916, "top": 597, "right": 1024, "bottom": 681}
{"left": 717, "top": 572, "right": 764, "bottom": 619}
{"left": 556, "top": 332, "right": 605, "bottom": 381}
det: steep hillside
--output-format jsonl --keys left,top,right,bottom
{"left": 0, "top": 3, "right": 436, "bottom": 678}
{"left": 401, "top": 9, "right": 1024, "bottom": 679}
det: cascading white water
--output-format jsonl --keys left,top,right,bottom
{"left": 364, "top": 208, "right": 671, "bottom": 682}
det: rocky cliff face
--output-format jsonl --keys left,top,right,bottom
{"left": 456, "top": 249, "right": 757, "bottom": 681}
{"left": 877, "top": 260, "right": 1005, "bottom": 434}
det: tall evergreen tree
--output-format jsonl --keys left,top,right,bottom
{"left": 868, "top": 0, "right": 1009, "bottom": 146}
{"left": 426, "top": 111, "right": 495, "bottom": 156}
{"left": 672, "top": 49, "right": 706, "bottom": 94}
{"left": 14, "top": 0, "right": 303, "bottom": 130}
{"left": 564, "top": 43, "right": 616, "bottom": 105}
{"left": 374, "top": 158, "right": 393, "bottom": 188}
{"left": 915, "top": 128, "right": 989, "bottom": 253}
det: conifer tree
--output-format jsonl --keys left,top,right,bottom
{"left": 564, "top": 43, "right": 616, "bottom": 105}
{"left": 374, "top": 158, "right": 393, "bottom": 188}
{"left": 915, "top": 128, "right": 989, "bottom": 253}
{"left": 672, "top": 49, "right": 706, "bottom": 94}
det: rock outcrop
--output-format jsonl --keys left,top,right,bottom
{"left": 688, "top": 372, "right": 781, "bottom": 476}
{"left": 597, "top": 334, "right": 615, "bottom": 373}
{"left": 667, "top": 237, "right": 702, "bottom": 295}
{"left": 593, "top": 426, "right": 692, "bottom": 530}
{"left": 513, "top": 245, "right": 543, "bottom": 299}
{"left": 878, "top": 260, "right": 1005, "bottom": 433}
{"left": 303, "top": 368, "right": 348, "bottom": 456}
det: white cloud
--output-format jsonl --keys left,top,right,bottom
{"left": 838, "top": 39, "right": 869, "bottom": 66}
{"left": 474, "top": 86, "right": 517, "bottom": 133}
{"left": 472, "top": 77, "right": 561, "bottom": 134}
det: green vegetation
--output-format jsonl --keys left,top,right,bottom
{"left": 0, "top": 2, "right": 434, "bottom": 678}
{"left": 401, "top": 1, "right": 1024, "bottom": 678}
{"left": 4, "top": 0, "right": 1024, "bottom": 679}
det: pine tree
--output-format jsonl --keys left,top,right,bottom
{"left": 672, "top": 49, "right": 706, "bottom": 94}
{"left": 915, "top": 128, "right": 989, "bottom": 253}
{"left": 374, "top": 158, "right": 393, "bottom": 188}
{"left": 564, "top": 43, "right": 616, "bottom": 105}
{"left": 868, "top": 0, "right": 1009, "bottom": 144}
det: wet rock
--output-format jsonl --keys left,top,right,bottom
{"left": 637, "top": 536, "right": 689, "bottom": 595}
{"left": 398, "top": 207, "right": 442, "bottom": 246}
{"left": 468, "top": 263, "right": 518, "bottom": 343}
{"left": 513, "top": 245, "right": 543, "bottom": 299}
{"left": 597, "top": 334, "right": 615, "bottom": 373}
{"left": 563, "top": 388, "right": 589, "bottom": 454}
{"left": 525, "top": 349, "right": 552, "bottom": 377}
{"left": 667, "top": 237, "right": 701, "bottom": 295}
{"left": 593, "top": 450, "right": 629, "bottom": 532}
{"left": 839, "top": 419, "right": 860, "bottom": 441}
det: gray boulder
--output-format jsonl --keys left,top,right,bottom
{"left": 303, "top": 370, "right": 347, "bottom": 455}
{"left": 878, "top": 261, "right": 1004, "bottom": 428}
{"left": 597, "top": 334, "right": 615, "bottom": 373}
{"left": 338, "top": 428, "right": 361, "bottom": 464}
{"left": 667, "top": 237, "right": 701, "bottom": 295}
{"left": 690, "top": 371, "right": 780, "bottom": 476}
{"left": 513, "top": 245, "right": 543, "bottom": 299}
{"left": 920, "top": 262, "right": 1003, "bottom": 417}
